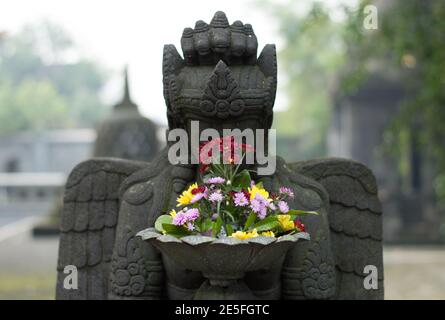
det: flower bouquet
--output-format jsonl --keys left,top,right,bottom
{"left": 137, "top": 136, "right": 317, "bottom": 299}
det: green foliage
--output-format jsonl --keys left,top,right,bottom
{"left": 243, "top": 212, "right": 256, "bottom": 231}
{"left": 0, "top": 80, "right": 69, "bottom": 133}
{"left": 212, "top": 216, "right": 223, "bottom": 237}
{"left": 288, "top": 209, "right": 318, "bottom": 217}
{"left": 342, "top": 0, "right": 445, "bottom": 203}
{"left": 232, "top": 169, "right": 251, "bottom": 189}
{"left": 0, "top": 21, "right": 108, "bottom": 136}
{"left": 263, "top": 0, "right": 445, "bottom": 207}
{"left": 162, "top": 224, "right": 192, "bottom": 238}
{"left": 253, "top": 216, "right": 280, "bottom": 232}
{"left": 261, "top": 1, "right": 347, "bottom": 158}
{"left": 155, "top": 215, "right": 173, "bottom": 232}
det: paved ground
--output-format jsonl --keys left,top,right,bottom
{"left": 384, "top": 246, "right": 445, "bottom": 299}
{"left": 0, "top": 225, "right": 444, "bottom": 299}
{"left": 0, "top": 231, "right": 57, "bottom": 299}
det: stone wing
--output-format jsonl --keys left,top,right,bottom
{"left": 292, "top": 158, "right": 384, "bottom": 299}
{"left": 56, "top": 158, "right": 146, "bottom": 299}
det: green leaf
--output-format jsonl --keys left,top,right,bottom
{"left": 212, "top": 216, "right": 222, "bottom": 238}
{"left": 287, "top": 210, "right": 319, "bottom": 217}
{"left": 255, "top": 181, "right": 264, "bottom": 189}
{"left": 226, "top": 224, "right": 233, "bottom": 235}
{"left": 162, "top": 223, "right": 192, "bottom": 237}
{"left": 201, "top": 218, "right": 212, "bottom": 232}
{"left": 244, "top": 212, "right": 257, "bottom": 231}
{"left": 154, "top": 215, "right": 173, "bottom": 232}
{"left": 253, "top": 216, "right": 280, "bottom": 232}
{"left": 232, "top": 169, "right": 251, "bottom": 189}
{"left": 223, "top": 210, "right": 236, "bottom": 222}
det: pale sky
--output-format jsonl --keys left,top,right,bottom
{"left": 1, "top": 0, "right": 352, "bottom": 125}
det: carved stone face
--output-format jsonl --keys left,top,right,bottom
{"left": 171, "top": 62, "right": 274, "bottom": 136}
{"left": 162, "top": 11, "right": 277, "bottom": 137}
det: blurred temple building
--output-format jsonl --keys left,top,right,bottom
{"left": 329, "top": 70, "right": 443, "bottom": 244}
{"left": 0, "top": 129, "right": 94, "bottom": 174}
{"left": 0, "top": 129, "right": 94, "bottom": 228}
{"left": 0, "top": 129, "right": 94, "bottom": 204}
{"left": 31, "top": 68, "right": 165, "bottom": 234}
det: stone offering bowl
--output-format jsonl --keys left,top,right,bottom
{"left": 137, "top": 228, "right": 309, "bottom": 299}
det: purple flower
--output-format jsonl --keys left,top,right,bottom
{"left": 184, "top": 208, "right": 199, "bottom": 220}
{"left": 191, "top": 192, "right": 206, "bottom": 203}
{"left": 206, "top": 177, "right": 225, "bottom": 184}
{"left": 209, "top": 192, "right": 224, "bottom": 203}
{"left": 250, "top": 198, "right": 261, "bottom": 213}
{"left": 278, "top": 201, "right": 289, "bottom": 213}
{"left": 172, "top": 208, "right": 199, "bottom": 226}
{"left": 234, "top": 192, "right": 248, "bottom": 207}
{"left": 186, "top": 222, "right": 195, "bottom": 231}
{"left": 267, "top": 202, "right": 277, "bottom": 211}
{"left": 279, "top": 187, "right": 295, "bottom": 199}
{"left": 172, "top": 212, "right": 187, "bottom": 226}
{"left": 258, "top": 207, "right": 268, "bottom": 219}
{"left": 250, "top": 194, "right": 269, "bottom": 219}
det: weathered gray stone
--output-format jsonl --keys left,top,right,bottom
{"left": 56, "top": 11, "right": 384, "bottom": 300}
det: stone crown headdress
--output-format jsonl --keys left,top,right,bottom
{"left": 162, "top": 11, "right": 277, "bottom": 129}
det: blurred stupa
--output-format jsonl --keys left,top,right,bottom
{"left": 93, "top": 67, "right": 160, "bottom": 161}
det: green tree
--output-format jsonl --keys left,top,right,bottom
{"left": 342, "top": 0, "right": 445, "bottom": 203}
{"left": 0, "top": 21, "right": 108, "bottom": 135}
{"left": 260, "top": 1, "right": 346, "bottom": 159}
{"left": 0, "top": 80, "right": 69, "bottom": 133}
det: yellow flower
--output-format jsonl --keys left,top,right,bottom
{"left": 169, "top": 209, "right": 177, "bottom": 217}
{"left": 248, "top": 184, "right": 270, "bottom": 201}
{"left": 231, "top": 229, "right": 259, "bottom": 240}
{"left": 277, "top": 215, "right": 295, "bottom": 231}
{"left": 176, "top": 183, "right": 198, "bottom": 207}
{"left": 261, "top": 231, "right": 275, "bottom": 237}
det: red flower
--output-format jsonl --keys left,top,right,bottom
{"left": 241, "top": 143, "right": 255, "bottom": 153}
{"left": 242, "top": 189, "right": 251, "bottom": 200}
{"left": 294, "top": 220, "right": 305, "bottom": 232}
{"left": 191, "top": 185, "right": 206, "bottom": 195}
{"left": 198, "top": 136, "right": 255, "bottom": 165}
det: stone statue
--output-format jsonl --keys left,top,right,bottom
{"left": 94, "top": 67, "right": 160, "bottom": 161}
{"left": 56, "top": 11, "right": 383, "bottom": 300}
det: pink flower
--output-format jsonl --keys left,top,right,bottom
{"left": 209, "top": 192, "right": 224, "bottom": 203}
{"left": 267, "top": 202, "right": 277, "bottom": 211}
{"left": 258, "top": 207, "right": 267, "bottom": 219}
{"left": 278, "top": 201, "right": 289, "bottom": 213}
{"left": 186, "top": 222, "right": 195, "bottom": 231}
{"left": 234, "top": 192, "right": 248, "bottom": 207}
{"left": 250, "top": 194, "right": 268, "bottom": 219}
{"left": 184, "top": 208, "right": 199, "bottom": 220}
{"left": 172, "top": 212, "right": 187, "bottom": 225}
{"left": 172, "top": 208, "right": 199, "bottom": 226}
{"left": 206, "top": 177, "right": 225, "bottom": 184}
{"left": 191, "top": 190, "right": 207, "bottom": 203}
{"left": 279, "top": 187, "right": 294, "bottom": 199}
